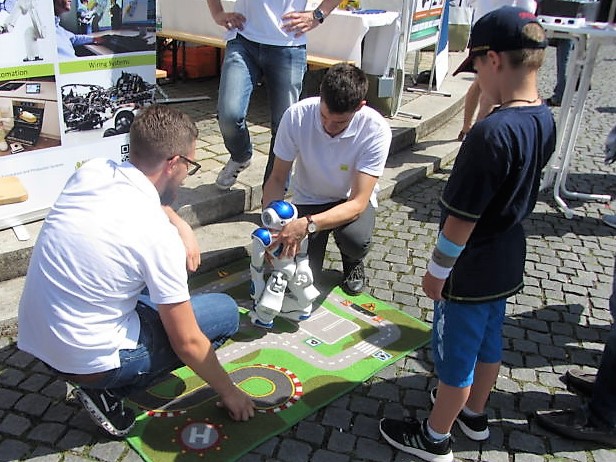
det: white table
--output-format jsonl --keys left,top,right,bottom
{"left": 158, "top": 0, "right": 400, "bottom": 75}
{"left": 539, "top": 21, "right": 616, "bottom": 218}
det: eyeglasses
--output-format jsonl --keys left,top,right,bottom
{"left": 168, "top": 155, "right": 201, "bottom": 176}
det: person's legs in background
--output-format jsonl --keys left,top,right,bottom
{"left": 261, "top": 44, "right": 306, "bottom": 186}
{"left": 476, "top": 90, "right": 497, "bottom": 122}
{"left": 458, "top": 78, "right": 496, "bottom": 141}
{"left": 216, "top": 36, "right": 261, "bottom": 190}
{"left": 588, "top": 259, "right": 616, "bottom": 429}
{"left": 535, "top": 256, "right": 616, "bottom": 445}
{"left": 459, "top": 78, "right": 481, "bottom": 141}
{"left": 547, "top": 38, "right": 574, "bottom": 107}
{"left": 604, "top": 214, "right": 616, "bottom": 229}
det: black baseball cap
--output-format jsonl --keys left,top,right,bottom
{"left": 453, "top": 6, "right": 548, "bottom": 75}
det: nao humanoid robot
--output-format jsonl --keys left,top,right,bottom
{"left": 0, "top": 0, "right": 45, "bottom": 62}
{"left": 250, "top": 200, "right": 320, "bottom": 329}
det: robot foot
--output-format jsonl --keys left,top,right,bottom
{"left": 278, "top": 309, "right": 312, "bottom": 322}
{"left": 249, "top": 311, "right": 274, "bottom": 329}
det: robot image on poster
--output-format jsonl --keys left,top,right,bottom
{"left": 250, "top": 200, "right": 320, "bottom": 329}
{"left": 0, "top": 0, "right": 45, "bottom": 62}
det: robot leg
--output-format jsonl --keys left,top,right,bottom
{"left": 250, "top": 271, "right": 287, "bottom": 329}
{"left": 280, "top": 280, "right": 320, "bottom": 321}
{"left": 24, "top": 26, "right": 42, "bottom": 61}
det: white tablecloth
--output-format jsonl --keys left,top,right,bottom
{"left": 159, "top": 0, "right": 400, "bottom": 74}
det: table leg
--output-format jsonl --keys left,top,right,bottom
{"left": 541, "top": 33, "right": 612, "bottom": 218}
{"left": 558, "top": 39, "right": 611, "bottom": 203}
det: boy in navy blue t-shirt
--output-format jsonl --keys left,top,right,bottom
{"left": 380, "top": 7, "right": 556, "bottom": 461}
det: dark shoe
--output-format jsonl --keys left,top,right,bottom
{"left": 379, "top": 417, "right": 453, "bottom": 462}
{"left": 603, "top": 215, "right": 616, "bottom": 229}
{"left": 565, "top": 368, "right": 596, "bottom": 397}
{"left": 341, "top": 260, "right": 365, "bottom": 296}
{"left": 73, "top": 387, "right": 136, "bottom": 438}
{"left": 430, "top": 387, "right": 489, "bottom": 441}
{"left": 535, "top": 408, "right": 616, "bottom": 446}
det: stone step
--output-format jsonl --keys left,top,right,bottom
{"left": 0, "top": 109, "right": 465, "bottom": 330}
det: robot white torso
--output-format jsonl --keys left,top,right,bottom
{"left": 249, "top": 200, "right": 320, "bottom": 328}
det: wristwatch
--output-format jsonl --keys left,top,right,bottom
{"left": 305, "top": 215, "right": 317, "bottom": 234}
{"left": 312, "top": 8, "right": 326, "bottom": 24}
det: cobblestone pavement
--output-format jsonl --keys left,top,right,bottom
{"left": 1, "top": 45, "right": 615, "bottom": 462}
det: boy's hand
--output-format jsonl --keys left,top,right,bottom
{"left": 422, "top": 272, "right": 445, "bottom": 301}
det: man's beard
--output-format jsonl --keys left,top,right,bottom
{"left": 160, "top": 185, "right": 177, "bottom": 206}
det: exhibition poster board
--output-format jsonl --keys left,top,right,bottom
{"left": 0, "top": 0, "right": 156, "bottom": 232}
{"left": 433, "top": 0, "right": 449, "bottom": 90}
{"left": 407, "top": 0, "right": 446, "bottom": 52}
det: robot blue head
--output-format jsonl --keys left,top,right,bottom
{"left": 261, "top": 200, "right": 298, "bottom": 230}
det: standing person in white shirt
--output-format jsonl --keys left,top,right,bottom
{"left": 18, "top": 105, "right": 255, "bottom": 439}
{"left": 206, "top": 0, "right": 340, "bottom": 190}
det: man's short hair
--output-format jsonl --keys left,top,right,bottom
{"left": 320, "top": 63, "right": 368, "bottom": 114}
{"left": 129, "top": 104, "right": 198, "bottom": 173}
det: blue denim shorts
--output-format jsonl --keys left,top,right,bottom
{"left": 432, "top": 298, "right": 506, "bottom": 388}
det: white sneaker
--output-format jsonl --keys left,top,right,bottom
{"left": 603, "top": 214, "right": 616, "bottom": 229}
{"left": 215, "top": 159, "right": 251, "bottom": 190}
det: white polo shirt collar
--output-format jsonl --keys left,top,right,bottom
{"left": 116, "top": 161, "right": 161, "bottom": 204}
{"left": 313, "top": 99, "right": 360, "bottom": 140}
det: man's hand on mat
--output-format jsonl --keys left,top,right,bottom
{"left": 217, "top": 387, "right": 256, "bottom": 421}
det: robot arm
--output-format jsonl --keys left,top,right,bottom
{"left": 249, "top": 227, "right": 271, "bottom": 302}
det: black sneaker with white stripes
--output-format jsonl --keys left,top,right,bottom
{"left": 379, "top": 417, "right": 453, "bottom": 462}
{"left": 430, "top": 387, "right": 489, "bottom": 441}
{"left": 73, "top": 387, "right": 136, "bottom": 438}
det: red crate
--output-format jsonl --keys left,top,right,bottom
{"left": 160, "top": 45, "right": 221, "bottom": 80}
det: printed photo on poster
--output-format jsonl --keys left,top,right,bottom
{"left": 59, "top": 65, "right": 154, "bottom": 145}
{"left": 54, "top": 0, "right": 156, "bottom": 61}
{"left": 0, "top": 75, "right": 61, "bottom": 156}
{"left": 408, "top": 0, "right": 446, "bottom": 51}
{"left": 0, "top": 0, "right": 56, "bottom": 64}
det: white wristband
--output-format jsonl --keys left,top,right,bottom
{"left": 427, "top": 259, "right": 452, "bottom": 280}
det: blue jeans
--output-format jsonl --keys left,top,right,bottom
{"left": 588, "top": 256, "right": 616, "bottom": 428}
{"left": 217, "top": 34, "right": 306, "bottom": 183}
{"left": 552, "top": 38, "right": 574, "bottom": 103}
{"left": 84, "top": 293, "right": 239, "bottom": 397}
